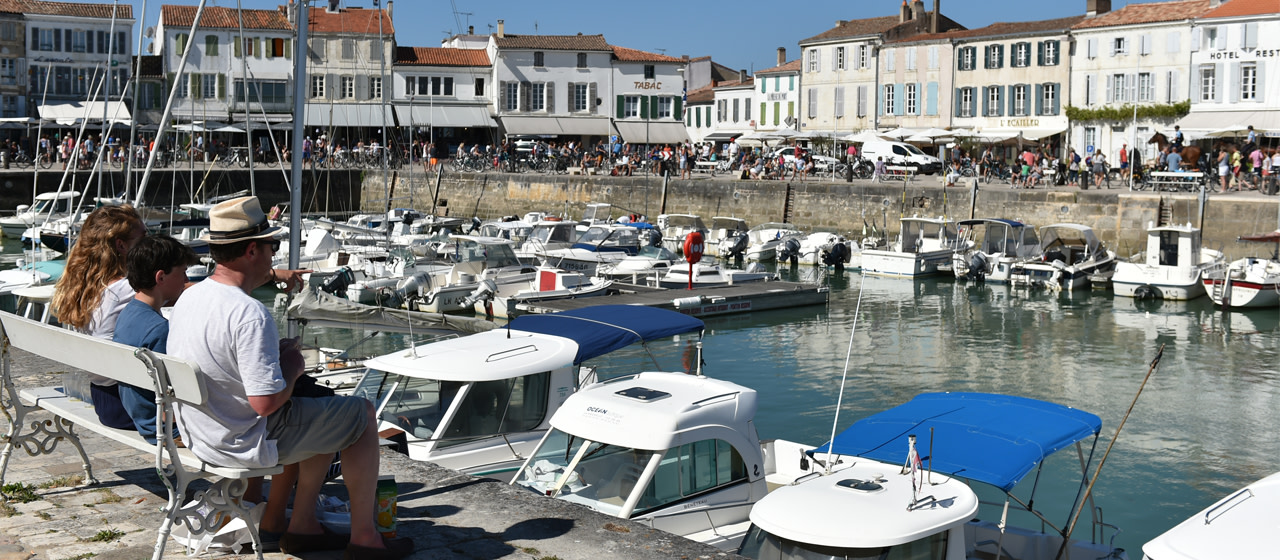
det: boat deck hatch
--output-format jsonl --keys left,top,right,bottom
{"left": 836, "top": 478, "right": 885, "bottom": 493}
{"left": 615, "top": 387, "right": 671, "bottom": 402}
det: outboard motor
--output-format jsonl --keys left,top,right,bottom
{"left": 822, "top": 242, "right": 850, "bottom": 269}
{"left": 724, "top": 233, "right": 749, "bottom": 259}
{"left": 646, "top": 229, "right": 663, "bottom": 248}
{"left": 967, "top": 252, "right": 988, "bottom": 282}
{"left": 468, "top": 216, "right": 482, "bottom": 234}
{"left": 778, "top": 238, "right": 802, "bottom": 266}
{"left": 319, "top": 266, "right": 355, "bottom": 297}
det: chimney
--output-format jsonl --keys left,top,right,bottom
{"left": 497, "top": 19, "right": 504, "bottom": 38}
{"left": 468, "top": 25, "right": 474, "bottom": 35}
{"left": 931, "top": 0, "right": 939, "bottom": 33}
{"left": 777, "top": 47, "right": 786, "bottom": 66}
{"left": 326, "top": 0, "right": 339, "bottom": 14}
{"left": 912, "top": 0, "right": 925, "bottom": 24}
{"left": 835, "top": 19, "right": 844, "bottom": 28}
{"left": 900, "top": 0, "right": 911, "bottom": 22}
{"left": 386, "top": 0, "right": 393, "bottom": 22}
{"left": 1086, "top": 0, "right": 1112, "bottom": 17}
{"left": 739, "top": 69, "right": 747, "bottom": 83}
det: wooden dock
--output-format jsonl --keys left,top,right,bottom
{"left": 515, "top": 281, "right": 829, "bottom": 317}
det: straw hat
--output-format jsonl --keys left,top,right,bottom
{"left": 202, "top": 196, "right": 283, "bottom": 244}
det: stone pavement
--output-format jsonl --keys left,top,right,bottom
{"left": 1, "top": 350, "right": 739, "bottom": 560}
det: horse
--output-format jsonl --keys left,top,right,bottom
{"left": 1149, "top": 132, "right": 1202, "bottom": 172}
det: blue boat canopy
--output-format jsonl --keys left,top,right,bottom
{"left": 507, "top": 305, "right": 704, "bottom": 364}
{"left": 812, "top": 392, "right": 1101, "bottom": 492}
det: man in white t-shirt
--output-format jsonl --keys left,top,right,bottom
{"left": 168, "top": 197, "right": 412, "bottom": 560}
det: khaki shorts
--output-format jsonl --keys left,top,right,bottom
{"left": 266, "top": 396, "right": 369, "bottom": 465}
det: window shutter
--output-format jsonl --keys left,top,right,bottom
{"left": 616, "top": 94, "right": 624, "bottom": 118}
{"left": 1127, "top": 73, "right": 1137, "bottom": 104}
{"left": 234, "top": 35, "right": 241, "bottom": 57}
{"left": 266, "top": 37, "right": 274, "bottom": 59}
{"left": 926, "top": 82, "right": 937, "bottom": 116}
{"left": 998, "top": 86, "right": 1006, "bottom": 117}
{"left": 498, "top": 82, "right": 508, "bottom": 113}
{"left": 981, "top": 86, "right": 989, "bottom": 116}
{"left": 639, "top": 94, "right": 649, "bottom": 119}
{"left": 815, "top": 49, "right": 821, "bottom": 71}
{"left": 356, "top": 75, "right": 368, "bottom": 100}
{"left": 284, "top": 38, "right": 291, "bottom": 59}
{"left": 996, "top": 45, "right": 1004, "bottom": 68}
{"left": 176, "top": 33, "right": 186, "bottom": 55}
{"left": 1105, "top": 74, "right": 1114, "bottom": 103}
{"left": 61, "top": 29, "right": 68, "bottom": 52}
{"left": 808, "top": 88, "right": 817, "bottom": 118}
{"left": 1037, "top": 42, "right": 1045, "bottom": 66}
{"left": 956, "top": 88, "right": 964, "bottom": 117}
{"left": 1214, "top": 63, "right": 1224, "bottom": 102}
{"left": 218, "top": 74, "right": 226, "bottom": 99}
{"left": 1035, "top": 84, "right": 1044, "bottom": 115}
{"left": 1087, "top": 38, "right": 1097, "bottom": 59}
{"left": 894, "top": 83, "right": 904, "bottom": 115}
{"left": 915, "top": 82, "right": 923, "bottom": 115}
{"left": 30, "top": 27, "right": 37, "bottom": 51}
{"left": 958, "top": 49, "right": 965, "bottom": 71}
{"left": 835, "top": 86, "right": 845, "bottom": 118}
{"left": 189, "top": 73, "right": 198, "bottom": 97}
{"left": 327, "top": 73, "right": 338, "bottom": 100}
{"left": 1228, "top": 62, "right": 1240, "bottom": 103}
{"left": 520, "top": 81, "right": 531, "bottom": 112}
{"left": 877, "top": 87, "right": 883, "bottom": 116}
{"left": 1190, "top": 27, "right": 1201, "bottom": 52}
{"left": 831, "top": 47, "right": 837, "bottom": 71}
{"left": 1244, "top": 23, "right": 1258, "bottom": 49}
{"left": 1255, "top": 65, "right": 1265, "bottom": 103}
{"left": 253, "top": 38, "right": 261, "bottom": 58}
{"left": 857, "top": 85, "right": 867, "bottom": 117}
{"left": 166, "top": 72, "right": 175, "bottom": 95}
{"left": 545, "top": 82, "right": 554, "bottom": 113}
{"left": 1052, "top": 82, "right": 1061, "bottom": 115}
{"left": 589, "top": 83, "right": 598, "bottom": 113}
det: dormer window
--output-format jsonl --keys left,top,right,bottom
{"left": 534, "top": 51, "right": 544, "bottom": 67}
{"left": 577, "top": 53, "right": 587, "bottom": 68}
{"left": 644, "top": 65, "right": 655, "bottom": 80}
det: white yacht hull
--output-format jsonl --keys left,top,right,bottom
{"left": 1112, "top": 264, "right": 1208, "bottom": 300}
{"left": 861, "top": 248, "right": 953, "bottom": 278}
{"left": 1204, "top": 258, "right": 1280, "bottom": 308}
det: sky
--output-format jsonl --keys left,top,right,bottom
{"left": 118, "top": 0, "right": 1145, "bottom": 72}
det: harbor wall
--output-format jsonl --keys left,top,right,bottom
{"left": 374, "top": 172, "right": 1280, "bottom": 260}
{"left": 0, "top": 168, "right": 364, "bottom": 215}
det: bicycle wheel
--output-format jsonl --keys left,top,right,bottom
{"left": 39, "top": 154, "right": 52, "bottom": 169}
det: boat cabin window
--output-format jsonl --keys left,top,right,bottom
{"left": 1158, "top": 231, "right": 1179, "bottom": 266}
{"left": 453, "top": 240, "right": 521, "bottom": 268}
{"left": 633, "top": 439, "right": 747, "bottom": 514}
{"left": 440, "top": 371, "right": 551, "bottom": 447}
{"left": 532, "top": 225, "right": 574, "bottom": 244}
{"left": 739, "top": 524, "right": 948, "bottom": 560}
{"left": 353, "top": 369, "right": 463, "bottom": 441}
{"left": 515, "top": 430, "right": 653, "bottom": 516}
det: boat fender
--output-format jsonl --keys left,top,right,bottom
{"left": 673, "top": 296, "right": 704, "bottom": 309}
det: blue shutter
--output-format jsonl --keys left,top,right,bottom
{"left": 999, "top": 86, "right": 1007, "bottom": 117}
{"left": 1035, "top": 84, "right": 1044, "bottom": 115}
{"left": 927, "top": 82, "right": 939, "bottom": 115}
{"left": 878, "top": 87, "right": 884, "bottom": 116}
{"left": 1053, "top": 82, "right": 1062, "bottom": 114}
{"left": 955, "top": 88, "right": 963, "bottom": 116}
{"left": 997, "top": 45, "right": 1004, "bottom": 68}
{"left": 895, "top": 83, "right": 905, "bottom": 115}
{"left": 981, "top": 86, "right": 989, "bottom": 116}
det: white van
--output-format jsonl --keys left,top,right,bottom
{"left": 860, "top": 140, "right": 943, "bottom": 175}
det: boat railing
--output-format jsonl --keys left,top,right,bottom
{"left": 1204, "top": 487, "right": 1253, "bottom": 525}
{"left": 973, "top": 499, "right": 1121, "bottom": 548}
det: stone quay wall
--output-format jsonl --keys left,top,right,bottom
{"left": 368, "top": 172, "right": 1280, "bottom": 261}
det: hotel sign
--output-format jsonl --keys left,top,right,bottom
{"left": 1000, "top": 118, "right": 1039, "bottom": 127}
{"left": 767, "top": 93, "right": 787, "bottom": 101}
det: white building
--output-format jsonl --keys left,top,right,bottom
{"left": 950, "top": 17, "right": 1080, "bottom": 145}
{"left": 798, "top": 16, "right": 901, "bottom": 136}
{"left": 302, "top": 1, "right": 396, "bottom": 134}
{"left": 756, "top": 53, "right": 801, "bottom": 134}
{"left": 155, "top": 4, "right": 294, "bottom": 124}
{"left": 1068, "top": 0, "right": 1210, "bottom": 164}
{"left": 391, "top": 46, "right": 495, "bottom": 152}
{"left": 710, "top": 72, "right": 755, "bottom": 143}
{"left": 683, "top": 83, "right": 716, "bottom": 144}
{"left": 609, "top": 45, "right": 687, "bottom": 146}
{"left": 1178, "top": 0, "right": 1280, "bottom": 140}
{"left": 27, "top": 0, "right": 134, "bottom": 123}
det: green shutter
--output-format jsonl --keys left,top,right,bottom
{"left": 789, "top": 75, "right": 795, "bottom": 91}
{"left": 234, "top": 36, "right": 241, "bottom": 58}
{"left": 617, "top": 95, "right": 624, "bottom": 118}
{"left": 787, "top": 101, "right": 793, "bottom": 118}
{"left": 760, "top": 102, "right": 765, "bottom": 124}
{"left": 640, "top": 95, "right": 649, "bottom": 119}
{"left": 177, "top": 33, "right": 187, "bottom": 54}
{"left": 695, "top": 107, "right": 701, "bottom": 127}
{"left": 218, "top": 74, "right": 226, "bottom": 99}
{"left": 266, "top": 38, "right": 273, "bottom": 59}
{"left": 772, "top": 102, "right": 779, "bottom": 125}
{"left": 673, "top": 95, "right": 682, "bottom": 119}
{"left": 190, "top": 73, "right": 199, "bottom": 98}
{"left": 167, "top": 72, "right": 175, "bottom": 95}
{"left": 254, "top": 38, "right": 262, "bottom": 58}
{"left": 284, "top": 38, "right": 291, "bottom": 59}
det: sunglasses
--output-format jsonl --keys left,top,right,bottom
{"left": 258, "top": 238, "right": 282, "bottom": 252}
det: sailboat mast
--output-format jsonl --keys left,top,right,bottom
{"left": 100, "top": 0, "right": 119, "bottom": 202}
{"left": 124, "top": 0, "right": 145, "bottom": 201}
{"left": 235, "top": 0, "right": 255, "bottom": 196}
{"left": 378, "top": 1, "right": 390, "bottom": 218}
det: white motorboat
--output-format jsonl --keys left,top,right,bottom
{"left": 514, "top": 219, "right": 580, "bottom": 264}
{"left": 656, "top": 261, "right": 775, "bottom": 289}
{"left": 743, "top": 223, "right": 803, "bottom": 262}
{"left": 351, "top": 305, "right": 705, "bottom": 482}
{"left": 861, "top": 216, "right": 961, "bottom": 278}
{"left": 1, "top": 191, "right": 80, "bottom": 239}
{"left": 1112, "top": 223, "right": 1225, "bottom": 301}
{"left": 952, "top": 218, "right": 1040, "bottom": 282}
{"left": 482, "top": 267, "right": 613, "bottom": 319}
{"left": 1009, "top": 224, "right": 1118, "bottom": 291}
{"left": 537, "top": 224, "right": 643, "bottom": 276}
{"left": 1202, "top": 231, "right": 1280, "bottom": 309}
{"left": 656, "top": 214, "right": 708, "bottom": 254}
{"left": 736, "top": 393, "right": 1127, "bottom": 560}
{"left": 1141, "top": 471, "right": 1280, "bottom": 560}
{"left": 512, "top": 371, "right": 765, "bottom": 545}
{"left": 775, "top": 232, "right": 856, "bottom": 268}
{"left": 406, "top": 236, "right": 538, "bottom": 314}
{"left": 708, "top": 216, "right": 750, "bottom": 259}
{"left": 579, "top": 202, "right": 615, "bottom": 227}
{"left": 600, "top": 245, "right": 679, "bottom": 279}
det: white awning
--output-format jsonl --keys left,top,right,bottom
{"left": 303, "top": 104, "right": 394, "bottom": 127}
{"left": 38, "top": 102, "right": 132, "bottom": 126}
{"left": 701, "top": 132, "right": 743, "bottom": 141}
{"left": 499, "top": 116, "right": 612, "bottom": 137}
{"left": 974, "top": 126, "right": 1066, "bottom": 141}
{"left": 613, "top": 121, "right": 690, "bottom": 144}
{"left": 1176, "top": 110, "right": 1280, "bottom": 135}
{"left": 393, "top": 105, "right": 494, "bottom": 128}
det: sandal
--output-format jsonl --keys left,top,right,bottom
{"left": 343, "top": 536, "right": 414, "bottom": 560}
{"left": 279, "top": 525, "right": 350, "bottom": 554}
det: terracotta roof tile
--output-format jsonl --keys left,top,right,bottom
{"left": 1200, "top": 0, "right": 1280, "bottom": 18}
{"left": 755, "top": 60, "right": 802, "bottom": 74}
{"left": 685, "top": 84, "right": 715, "bottom": 104}
{"left": 307, "top": 6, "right": 393, "bottom": 35}
{"left": 611, "top": 45, "right": 683, "bottom": 63}
{"left": 21, "top": 0, "right": 132, "bottom": 19}
{"left": 799, "top": 15, "right": 902, "bottom": 44}
{"left": 1073, "top": 0, "right": 1212, "bottom": 30}
{"left": 161, "top": 5, "right": 290, "bottom": 30}
{"left": 882, "top": 11, "right": 966, "bottom": 41}
{"left": 133, "top": 55, "right": 163, "bottom": 77}
{"left": 494, "top": 34, "right": 610, "bottom": 51}
{"left": 395, "top": 46, "right": 490, "bottom": 66}
{"left": 949, "top": 16, "right": 1085, "bottom": 41}
{"left": 714, "top": 77, "right": 754, "bottom": 89}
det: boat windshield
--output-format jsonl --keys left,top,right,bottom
{"left": 577, "top": 227, "right": 612, "bottom": 244}
{"left": 531, "top": 224, "right": 574, "bottom": 244}
{"left": 353, "top": 369, "right": 464, "bottom": 441}
{"left": 453, "top": 239, "right": 521, "bottom": 268}
{"left": 637, "top": 246, "right": 676, "bottom": 259}
{"left": 738, "top": 524, "right": 949, "bottom": 560}
{"left": 515, "top": 429, "right": 657, "bottom": 517}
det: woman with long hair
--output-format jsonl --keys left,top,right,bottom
{"left": 52, "top": 204, "right": 146, "bottom": 429}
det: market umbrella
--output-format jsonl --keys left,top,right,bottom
{"left": 1205, "top": 124, "right": 1254, "bottom": 138}
{"left": 213, "top": 125, "right": 246, "bottom": 133}
{"left": 843, "top": 130, "right": 892, "bottom": 143}
{"left": 880, "top": 127, "right": 917, "bottom": 140}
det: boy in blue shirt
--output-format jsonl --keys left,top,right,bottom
{"left": 114, "top": 235, "right": 198, "bottom": 444}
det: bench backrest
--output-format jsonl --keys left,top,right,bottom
{"left": 0, "top": 312, "right": 207, "bottom": 406}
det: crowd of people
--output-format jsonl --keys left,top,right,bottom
{"left": 51, "top": 198, "right": 414, "bottom": 559}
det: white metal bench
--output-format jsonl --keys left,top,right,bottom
{"left": 1141, "top": 171, "right": 1204, "bottom": 192}
{"left": 882, "top": 165, "right": 915, "bottom": 184}
{"left": 0, "top": 312, "right": 282, "bottom": 560}
{"left": 694, "top": 160, "right": 717, "bottom": 175}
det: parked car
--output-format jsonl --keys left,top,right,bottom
{"left": 769, "top": 146, "right": 840, "bottom": 171}
{"left": 859, "top": 140, "right": 943, "bottom": 175}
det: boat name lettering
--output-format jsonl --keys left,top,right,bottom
{"left": 681, "top": 499, "right": 708, "bottom": 510}
{"left": 586, "top": 407, "right": 608, "bottom": 415}
{"left": 633, "top": 81, "right": 663, "bottom": 90}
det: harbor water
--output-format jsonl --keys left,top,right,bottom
{"left": 9, "top": 238, "right": 1278, "bottom": 555}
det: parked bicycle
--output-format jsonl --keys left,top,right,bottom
{"left": 218, "top": 148, "right": 251, "bottom": 168}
